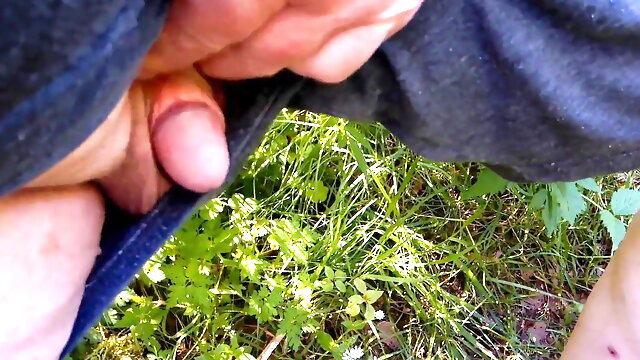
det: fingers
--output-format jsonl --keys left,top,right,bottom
{"left": 197, "top": 4, "right": 356, "bottom": 79}
{"left": 0, "top": 184, "right": 104, "bottom": 358}
{"left": 198, "top": 0, "right": 397, "bottom": 81}
{"left": 289, "top": 21, "right": 394, "bottom": 83}
{"left": 144, "top": 0, "right": 423, "bottom": 83}
{"left": 141, "top": 0, "right": 286, "bottom": 77}
{"left": 289, "top": 3, "right": 420, "bottom": 83}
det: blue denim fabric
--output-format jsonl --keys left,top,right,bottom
{"left": 1, "top": 1, "right": 640, "bottom": 358}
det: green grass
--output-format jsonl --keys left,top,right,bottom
{"left": 70, "top": 111, "right": 635, "bottom": 360}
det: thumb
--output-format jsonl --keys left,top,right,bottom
{"left": 140, "top": 0, "right": 284, "bottom": 77}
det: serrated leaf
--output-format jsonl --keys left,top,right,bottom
{"left": 611, "top": 189, "right": 640, "bottom": 216}
{"left": 354, "top": 278, "right": 368, "bottom": 294}
{"left": 114, "top": 309, "right": 138, "bottom": 328}
{"left": 180, "top": 233, "right": 211, "bottom": 259}
{"left": 462, "top": 168, "right": 508, "bottom": 199}
{"left": 552, "top": 183, "right": 586, "bottom": 225}
{"left": 530, "top": 189, "right": 547, "bottom": 210}
{"left": 364, "top": 304, "right": 376, "bottom": 321}
{"left": 364, "top": 290, "right": 384, "bottom": 304}
{"left": 599, "top": 210, "right": 627, "bottom": 252}
{"left": 576, "top": 178, "right": 601, "bottom": 193}
{"left": 278, "top": 307, "right": 308, "bottom": 350}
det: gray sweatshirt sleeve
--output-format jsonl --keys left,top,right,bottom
{"left": 290, "top": 0, "right": 640, "bottom": 182}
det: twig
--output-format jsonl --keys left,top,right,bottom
{"left": 257, "top": 333, "right": 285, "bottom": 360}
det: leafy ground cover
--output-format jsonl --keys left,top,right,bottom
{"left": 69, "top": 111, "right": 640, "bottom": 360}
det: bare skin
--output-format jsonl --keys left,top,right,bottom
{"left": 142, "top": 0, "right": 423, "bottom": 82}
{"left": 0, "top": 3, "right": 425, "bottom": 357}
{"left": 14, "top": 2, "right": 637, "bottom": 359}
{"left": 561, "top": 214, "right": 640, "bottom": 359}
{"left": 0, "top": 69, "right": 229, "bottom": 359}
{"left": 0, "top": 185, "right": 104, "bottom": 359}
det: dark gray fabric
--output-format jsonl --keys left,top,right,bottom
{"left": 0, "top": 0, "right": 168, "bottom": 196}
{"left": 294, "top": 0, "right": 640, "bottom": 182}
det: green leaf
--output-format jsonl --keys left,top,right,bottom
{"left": 335, "top": 280, "right": 347, "bottom": 293}
{"left": 542, "top": 200, "right": 560, "bottom": 236}
{"left": 342, "top": 320, "right": 366, "bottom": 331}
{"left": 166, "top": 285, "right": 185, "bottom": 307}
{"left": 462, "top": 168, "right": 508, "bottom": 199}
{"left": 210, "top": 229, "right": 235, "bottom": 254}
{"left": 576, "top": 178, "right": 601, "bottom": 193}
{"left": 320, "top": 280, "right": 334, "bottom": 292}
{"left": 114, "top": 309, "right": 138, "bottom": 328}
{"left": 316, "top": 331, "right": 337, "bottom": 352}
{"left": 345, "top": 124, "right": 375, "bottom": 153}
{"left": 599, "top": 210, "right": 627, "bottom": 252}
{"left": 530, "top": 189, "right": 547, "bottom": 210}
{"left": 278, "top": 306, "right": 308, "bottom": 350}
{"left": 185, "top": 261, "right": 213, "bottom": 287}
{"left": 305, "top": 180, "right": 329, "bottom": 203}
{"left": 344, "top": 303, "right": 360, "bottom": 316}
{"left": 324, "top": 266, "right": 335, "bottom": 279}
{"left": 611, "top": 189, "right": 640, "bottom": 216}
{"left": 552, "top": 183, "right": 586, "bottom": 225}
{"left": 268, "top": 220, "right": 309, "bottom": 264}
{"left": 363, "top": 290, "right": 384, "bottom": 304}
{"left": 364, "top": 304, "right": 376, "bottom": 321}
{"left": 348, "top": 295, "right": 365, "bottom": 305}
{"left": 144, "top": 263, "right": 166, "bottom": 283}
{"left": 346, "top": 295, "right": 363, "bottom": 316}
{"left": 354, "top": 278, "right": 368, "bottom": 294}
{"left": 180, "top": 233, "right": 211, "bottom": 259}
{"left": 347, "top": 134, "right": 371, "bottom": 175}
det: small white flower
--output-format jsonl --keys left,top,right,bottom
{"left": 374, "top": 310, "right": 385, "bottom": 320}
{"left": 343, "top": 346, "right": 365, "bottom": 360}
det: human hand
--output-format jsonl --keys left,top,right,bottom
{"left": 142, "top": 0, "right": 423, "bottom": 83}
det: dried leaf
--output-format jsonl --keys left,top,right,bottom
{"left": 377, "top": 321, "right": 401, "bottom": 351}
